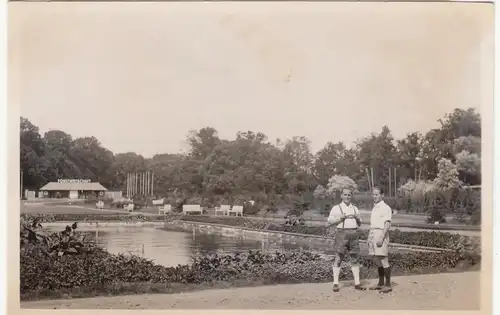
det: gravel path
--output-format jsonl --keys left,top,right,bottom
{"left": 22, "top": 271, "right": 480, "bottom": 310}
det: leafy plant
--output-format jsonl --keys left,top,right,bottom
{"left": 20, "top": 217, "right": 98, "bottom": 257}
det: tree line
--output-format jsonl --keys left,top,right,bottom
{"left": 20, "top": 107, "right": 481, "bottom": 203}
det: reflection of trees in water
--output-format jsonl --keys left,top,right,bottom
{"left": 190, "top": 233, "right": 222, "bottom": 257}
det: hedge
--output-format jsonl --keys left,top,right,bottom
{"left": 21, "top": 245, "right": 480, "bottom": 300}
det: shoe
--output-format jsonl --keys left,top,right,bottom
{"left": 369, "top": 284, "right": 384, "bottom": 290}
{"left": 332, "top": 284, "right": 340, "bottom": 292}
{"left": 380, "top": 286, "right": 393, "bottom": 293}
{"left": 354, "top": 284, "right": 366, "bottom": 291}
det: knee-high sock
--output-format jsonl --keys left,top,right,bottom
{"left": 377, "top": 267, "right": 385, "bottom": 286}
{"left": 351, "top": 266, "right": 360, "bottom": 285}
{"left": 384, "top": 267, "right": 391, "bottom": 287}
{"left": 333, "top": 266, "right": 341, "bottom": 285}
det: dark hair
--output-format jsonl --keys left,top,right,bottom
{"left": 372, "top": 186, "right": 384, "bottom": 195}
{"left": 342, "top": 188, "right": 353, "bottom": 194}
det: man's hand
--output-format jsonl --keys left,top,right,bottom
{"left": 376, "top": 237, "right": 384, "bottom": 247}
{"left": 353, "top": 212, "right": 362, "bottom": 226}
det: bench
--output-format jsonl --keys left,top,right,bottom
{"left": 158, "top": 204, "right": 172, "bottom": 215}
{"left": 229, "top": 205, "right": 243, "bottom": 217}
{"left": 152, "top": 198, "right": 165, "bottom": 206}
{"left": 124, "top": 204, "right": 134, "bottom": 212}
{"left": 182, "top": 204, "right": 203, "bottom": 215}
{"left": 215, "top": 204, "right": 231, "bottom": 216}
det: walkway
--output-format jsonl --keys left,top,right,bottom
{"left": 22, "top": 271, "right": 480, "bottom": 310}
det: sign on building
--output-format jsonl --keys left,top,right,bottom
{"left": 57, "top": 179, "right": 92, "bottom": 184}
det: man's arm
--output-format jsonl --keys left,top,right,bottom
{"left": 381, "top": 206, "right": 392, "bottom": 240}
{"left": 354, "top": 206, "right": 362, "bottom": 227}
{"left": 326, "top": 206, "right": 344, "bottom": 227}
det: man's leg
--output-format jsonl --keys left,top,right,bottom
{"left": 332, "top": 233, "right": 346, "bottom": 292}
{"left": 380, "top": 256, "right": 392, "bottom": 293}
{"left": 369, "top": 256, "right": 385, "bottom": 290}
{"left": 332, "top": 253, "right": 343, "bottom": 292}
{"left": 349, "top": 237, "right": 365, "bottom": 290}
{"left": 369, "top": 256, "right": 384, "bottom": 290}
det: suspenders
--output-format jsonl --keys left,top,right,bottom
{"left": 338, "top": 204, "right": 357, "bottom": 229}
{"left": 338, "top": 204, "right": 345, "bottom": 229}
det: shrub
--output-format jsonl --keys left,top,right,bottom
{"left": 426, "top": 208, "right": 447, "bottom": 224}
{"left": 20, "top": 246, "right": 480, "bottom": 299}
{"left": 243, "top": 201, "right": 260, "bottom": 216}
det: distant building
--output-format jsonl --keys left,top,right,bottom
{"left": 39, "top": 179, "right": 108, "bottom": 199}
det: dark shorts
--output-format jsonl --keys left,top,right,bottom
{"left": 334, "top": 229, "right": 361, "bottom": 257}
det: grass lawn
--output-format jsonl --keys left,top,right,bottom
{"left": 21, "top": 204, "right": 126, "bottom": 215}
{"left": 20, "top": 200, "right": 479, "bottom": 233}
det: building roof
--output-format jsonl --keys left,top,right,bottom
{"left": 39, "top": 182, "right": 108, "bottom": 191}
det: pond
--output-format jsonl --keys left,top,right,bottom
{"left": 46, "top": 225, "right": 409, "bottom": 267}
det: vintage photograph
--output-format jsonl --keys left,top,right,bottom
{"left": 11, "top": 1, "right": 491, "bottom": 310}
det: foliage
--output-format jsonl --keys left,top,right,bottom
{"left": 20, "top": 214, "right": 481, "bottom": 300}
{"left": 455, "top": 150, "right": 481, "bottom": 184}
{"left": 21, "top": 108, "right": 481, "bottom": 208}
{"left": 452, "top": 136, "right": 481, "bottom": 156}
{"left": 20, "top": 215, "right": 99, "bottom": 256}
{"left": 399, "top": 179, "right": 436, "bottom": 197}
{"left": 434, "top": 158, "right": 462, "bottom": 189}
{"left": 313, "top": 185, "right": 327, "bottom": 200}
{"left": 326, "top": 175, "right": 358, "bottom": 196}
{"left": 21, "top": 244, "right": 481, "bottom": 300}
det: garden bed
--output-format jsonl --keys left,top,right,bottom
{"left": 21, "top": 245, "right": 481, "bottom": 301}
{"left": 19, "top": 217, "right": 482, "bottom": 301}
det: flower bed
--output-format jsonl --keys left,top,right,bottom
{"left": 21, "top": 244, "right": 481, "bottom": 301}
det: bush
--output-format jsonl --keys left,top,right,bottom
{"left": 243, "top": 201, "right": 260, "bottom": 216}
{"left": 21, "top": 245, "right": 480, "bottom": 300}
{"left": 426, "top": 208, "right": 447, "bottom": 224}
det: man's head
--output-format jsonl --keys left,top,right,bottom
{"left": 341, "top": 188, "right": 353, "bottom": 205}
{"left": 372, "top": 186, "right": 384, "bottom": 204}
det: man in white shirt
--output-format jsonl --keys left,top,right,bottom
{"left": 326, "top": 188, "right": 365, "bottom": 292}
{"left": 368, "top": 186, "right": 393, "bottom": 293}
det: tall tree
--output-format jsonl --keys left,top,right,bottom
{"left": 356, "top": 126, "right": 396, "bottom": 190}
{"left": 187, "top": 127, "right": 221, "bottom": 161}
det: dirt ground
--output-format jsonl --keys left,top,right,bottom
{"left": 21, "top": 271, "right": 480, "bottom": 310}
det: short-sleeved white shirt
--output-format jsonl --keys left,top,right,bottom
{"left": 327, "top": 202, "right": 360, "bottom": 229}
{"left": 370, "top": 200, "right": 392, "bottom": 229}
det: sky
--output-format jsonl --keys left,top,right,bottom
{"left": 9, "top": 2, "right": 492, "bottom": 157}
